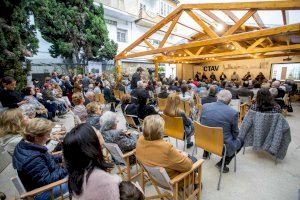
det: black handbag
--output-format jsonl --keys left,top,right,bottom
{"left": 287, "top": 101, "right": 293, "bottom": 113}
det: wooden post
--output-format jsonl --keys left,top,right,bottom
{"left": 115, "top": 59, "right": 122, "bottom": 82}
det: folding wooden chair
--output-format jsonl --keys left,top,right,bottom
{"left": 192, "top": 121, "right": 236, "bottom": 190}
{"left": 157, "top": 98, "right": 168, "bottom": 111}
{"left": 11, "top": 175, "right": 68, "bottom": 200}
{"left": 239, "top": 103, "right": 247, "bottom": 123}
{"left": 196, "top": 103, "right": 203, "bottom": 121}
{"left": 161, "top": 114, "right": 186, "bottom": 150}
{"left": 0, "top": 146, "right": 11, "bottom": 173}
{"left": 139, "top": 159, "right": 204, "bottom": 200}
{"left": 124, "top": 114, "right": 141, "bottom": 131}
{"left": 104, "top": 143, "right": 141, "bottom": 181}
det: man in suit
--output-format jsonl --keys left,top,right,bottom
{"left": 130, "top": 81, "right": 150, "bottom": 104}
{"left": 200, "top": 90, "right": 243, "bottom": 173}
{"left": 238, "top": 81, "right": 254, "bottom": 99}
{"left": 131, "top": 67, "right": 144, "bottom": 90}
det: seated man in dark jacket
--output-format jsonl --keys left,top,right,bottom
{"left": 130, "top": 81, "right": 150, "bottom": 104}
{"left": 238, "top": 81, "right": 254, "bottom": 100}
{"left": 12, "top": 118, "right": 68, "bottom": 200}
{"left": 201, "top": 85, "right": 217, "bottom": 105}
{"left": 103, "top": 81, "right": 120, "bottom": 112}
{"left": 200, "top": 90, "right": 243, "bottom": 173}
{"left": 158, "top": 85, "right": 170, "bottom": 99}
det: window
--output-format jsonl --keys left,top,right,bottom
{"left": 105, "top": 19, "right": 117, "bottom": 26}
{"left": 117, "top": 29, "right": 127, "bottom": 43}
{"left": 271, "top": 63, "right": 300, "bottom": 81}
{"left": 149, "top": 39, "right": 160, "bottom": 46}
{"left": 160, "top": 1, "right": 173, "bottom": 17}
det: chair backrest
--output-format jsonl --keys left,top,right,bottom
{"left": 157, "top": 98, "right": 167, "bottom": 111}
{"left": 11, "top": 175, "right": 27, "bottom": 195}
{"left": 114, "top": 89, "right": 120, "bottom": 99}
{"left": 239, "top": 103, "right": 247, "bottom": 122}
{"left": 0, "top": 146, "right": 12, "bottom": 173}
{"left": 161, "top": 114, "right": 184, "bottom": 140}
{"left": 178, "top": 101, "right": 185, "bottom": 112}
{"left": 104, "top": 143, "right": 125, "bottom": 165}
{"left": 98, "top": 93, "right": 106, "bottom": 104}
{"left": 124, "top": 114, "right": 139, "bottom": 129}
{"left": 229, "top": 99, "right": 241, "bottom": 112}
{"left": 194, "top": 121, "right": 224, "bottom": 156}
{"left": 184, "top": 100, "right": 191, "bottom": 116}
{"left": 142, "top": 163, "right": 173, "bottom": 191}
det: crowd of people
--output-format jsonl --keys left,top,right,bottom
{"left": 0, "top": 67, "right": 297, "bottom": 200}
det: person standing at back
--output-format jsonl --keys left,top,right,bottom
{"left": 131, "top": 67, "right": 144, "bottom": 90}
{"left": 82, "top": 74, "right": 91, "bottom": 93}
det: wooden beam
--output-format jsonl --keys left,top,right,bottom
{"left": 116, "top": 23, "right": 300, "bottom": 59}
{"left": 196, "top": 47, "right": 204, "bottom": 56}
{"left": 282, "top": 10, "right": 287, "bottom": 25}
{"left": 117, "top": 5, "right": 183, "bottom": 57}
{"left": 186, "top": 10, "right": 219, "bottom": 38}
{"left": 183, "top": 49, "right": 194, "bottom": 56}
{"left": 223, "top": 9, "right": 256, "bottom": 36}
{"left": 232, "top": 41, "right": 246, "bottom": 52}
{"left": 177, "top": 21, "right": 203, "bottom": 33}
{"left": 157, "top": 29, "right": 190, "bottom": 40}
{"left": 159, "top": 12, "right": 182, "bottom": 48}
{"left": 181, "top": 1, "right": 300, "bottom": 10}
{"left": 252, "top": 11, "right": 274, "bottom": 45}
{"left": 252, "top": 12, "right": 266, "bottom": 28}
{"left": 143, "top": 39, "right": 155, "bottom": 50}
{"left": 247, "top": 37, "right": 266, "bottom": 50}
{"left": 222, "top": 10, "right": 239, "bottom": 23}
{"left": 170, "top": 44, "right": 300, "bottom": 61}
{"left": 201, "top": 10, "right": 228, "bottom": 26}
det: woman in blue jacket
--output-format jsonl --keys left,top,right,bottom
{"left": 12, "top": 118, "right": 68, "bottom": 200}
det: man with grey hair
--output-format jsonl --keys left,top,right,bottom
{"left": 84, "top": 91, "right": 95, "bottom": 106}
{"left": 271, "top": 80, "right": 285, "bottom": 98}
{"left": 200, "top": 89, "right": 243, "bottom": 173}
{"left": 130, "top": 80, "right": 150, "bottom": 104}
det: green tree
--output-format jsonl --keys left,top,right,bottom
{"left": 34, "top": 0, "right": 117, "bottom": 65}
{"left": 0, "top": 0, "right": 38, "bottom": 90}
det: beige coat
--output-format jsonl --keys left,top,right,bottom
{"left": 136, "top": 136, "right": 193, "bottom": 179}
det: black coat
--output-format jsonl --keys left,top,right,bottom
{"left": 130, "top": 88, "right": 150, "bottom": 104}
{"left": 12, "top": 140, "right": 67, "bottom": 191}
{"left": 158, "top": 91, "right": 169, "bottom": 99}
{"left": 103, "top": 87, "right": 116, "bottom": 102}
{"left": 130, "top": 72, "right": 141, "bottom": 90}
{"left": 0, "top": 89, "right": 23, "bottom": 108}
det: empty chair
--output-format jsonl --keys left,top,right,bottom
{"left": 192, "top": 121, "right": 236, "bottom": 190}
{"left": 161, "top": 114, "right": 186, "bottom": 150}
{"left": 104, "top": 143, "right": 141, "bottom": 181}
{"left": 124, "top": 114, "right": 141, "bottom": 131}
{"left": 139, "top": 160, "right": 203, "bottom": 200}
{"left": 157, "top": 97, "right": 168, "bottom": 111}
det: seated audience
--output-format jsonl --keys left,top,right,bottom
{"left": 12, "top": 118, "right": 68, "bottom": 200}
{"left": 251, "top": 82, "right": 261, "bottom": 100}
{"left": 136, "top": 115, "right": 193, "bottom": 179}
{"left": 0, "top": 76, "right": 28, "bottom": 108}
{"left": 272, "top": 80, "right": 285, "bottom": 99}
{"left": 163, "top": 93, "right": 194, "bottom": 148}
{"left": 86, "top": 102, "right": 102, "bottom": 130}
{"left": 137, "top": 92, "right": 157, "bottom": 120}
{"left": 100, "top": 111, "right": 138, "bottom": 154}
{"left": 103, "top": 80, "right": 120, "bottom": 112}
{"left": 201, "top": 85, "right": 218, "bottom": 105}
{"left": 157, "top": 85, "right": 169, "bottom": 99}
{"left": 121, "top": 94, "right": 138, "bottom": 116}
{"left": 179, "top": 84, "right": 192, "bottom": 101}
{"left": 131, "top": 81, "right": 150, "bottom": 104}
{"left": 119, "top": 181, "right": 144, "bottom": 200}
{"left": 94, "top": 82, "right": 101, "bottom": 94}
{"left": 238, "top": 81, "right": 254, "bottom": 100}
{"left": 250, "top": 88, "right": 281, "bottom": 113}
{"left": 225, "top": 81, "right": 238, "bottom": 99}
{"left": 84, "top": 91, "right": 95, "bottom": 106}
{"left": 200, "top": 90, "right": 243, "bottom": 173}
{"left": 43, "top": 83, "right": 67, "bottom": 115}
{"left": 63, "top": 123, "right": 121, "bottom": 200}
{"left": 0, "top": 108, "right": 28, "bottom": 155}
{"left": 72, "top": 92, "right": 88, "bottom": 122}
{"left": 23, "top": 87, "right": 48, "bottom": 118}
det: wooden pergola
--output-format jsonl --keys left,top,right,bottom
{"left": 115, "top": 1, "right": 300, "bottom": 79}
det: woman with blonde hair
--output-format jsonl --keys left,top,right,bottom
{"left": 0, "top": 108, "right": 29, "bottom": 155}
{"left": 136, "top": 115, "right": 193, "bottom": 179}
{"left": 72, "top": 92, "right": 88, "bottom": 122}
{"left": 163, "top": 93, "right": 194, "bottom": 148}
{"left": 12, "top": 118, "right": 68, "bottom": 200}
